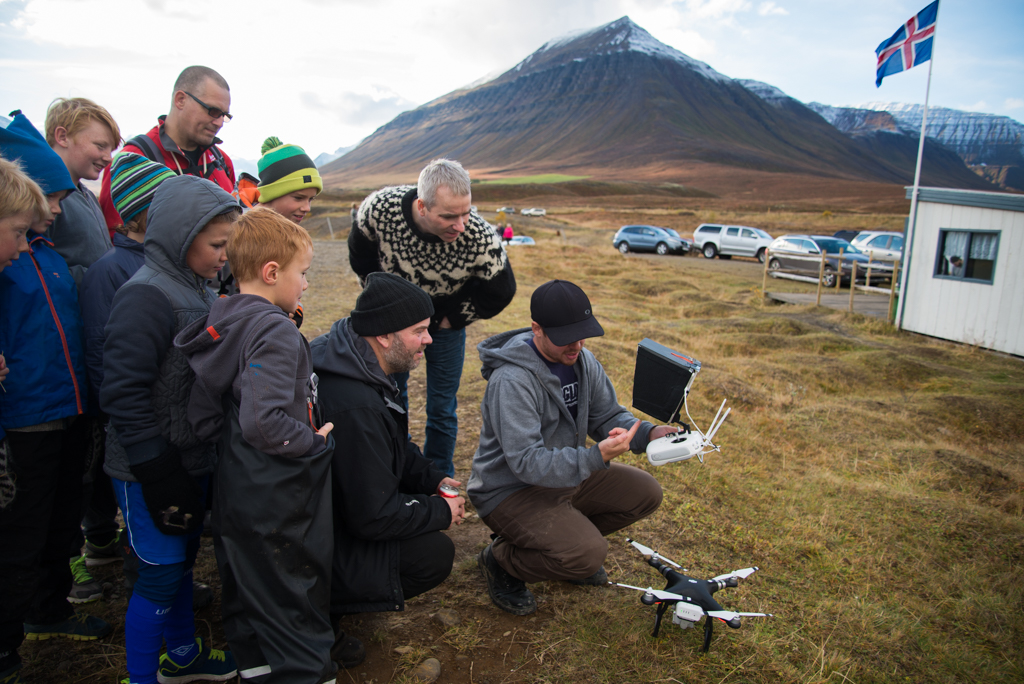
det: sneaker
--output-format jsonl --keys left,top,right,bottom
{"left": 478, "top": 542, "right": 537, "bottom": 616}
{"left": 68, "top": 555, "right": 103, "bottom": 603}
{"left": 84, "top": 530, "right": 123, "bottom": 567}
{"left": 568, "top": 566, "right": 609, "bottom": 586}
{"left": 0, "top": 664, "right": 25, "bottom": 684}
{"left": 23, "top": 612, "right": 112, "bottom": 641}
{"left": 156, "top": 637, "right": 236, "bottom": 684}
{"left": 331, "top": 631, "right": 366, "bottom": 669}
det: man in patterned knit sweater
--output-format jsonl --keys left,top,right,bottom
{"left": 348, "top": 158, "right": 516, "bottom": 477}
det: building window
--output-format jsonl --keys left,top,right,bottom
{"left": 934, "top": 230, "right": 999, "bottom": 284}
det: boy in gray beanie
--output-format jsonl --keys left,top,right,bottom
{"left": 309, "top": 272, "right": 465, "bottom": 663}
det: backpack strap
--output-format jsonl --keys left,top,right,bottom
{"left": 127, "top": 133, "right": 165, "bottom": 166}
{"left": 127, "top": 132, "right": 227, "bottom": 181}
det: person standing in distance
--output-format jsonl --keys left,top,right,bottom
{"left": 348, "top": 158, "right": 516, "bottom": 478}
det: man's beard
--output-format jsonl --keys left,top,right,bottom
{"left": 383, "top": 334, "right": 423, "bottom": 374}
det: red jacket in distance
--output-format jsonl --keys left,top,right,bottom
{"left": 99, "top": 116, "right": 236, "bottom": 230}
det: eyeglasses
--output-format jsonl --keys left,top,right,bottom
{"left": 184, "top": 91, "right": 232, "bottom": 121}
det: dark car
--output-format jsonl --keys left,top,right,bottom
{"left": 613, "top": 225, "right": 692, "bottom": 255}
{"left": 832, "top": 230, "right": 861, "bottom": 243}
{"left": 767, "top": 235, "right": 893, "bottom": 287}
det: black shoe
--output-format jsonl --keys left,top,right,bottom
{"left": 478, "top": 542, "right": 537, "bottom": 615}
{"left": 568, "top": 566, "right": 609, "bottom": 586}
{"left": 331, "top": 631, "right": 366, "bottom": 669}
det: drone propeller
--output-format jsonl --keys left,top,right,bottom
{"left": 706, "top": 610, "right": 774, "bottom": 621}
{"left": 711, "top": 567, "right": 759, "bottom": 582}
{"left": 626, "top": 538, "right": 682, "bottom": 568}
{"left": 614, "top": 583, "right": 685, "bottom": 602}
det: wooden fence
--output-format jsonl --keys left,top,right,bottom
{"left": 761, "top": 248, "right": 901, "bottom": 323}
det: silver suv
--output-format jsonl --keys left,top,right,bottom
{"left": 693, "top": 224, "right": 774, "bottom": 262}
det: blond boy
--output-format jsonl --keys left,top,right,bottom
{"left": 176, "top": 207, "right": 337, "bottom": 684}
{"left": 44, "top": 97, "right": 121, "bottom": 286}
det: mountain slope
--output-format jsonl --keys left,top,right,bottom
{"left": 323, "top": 17, "right": 996, "bottom": 191}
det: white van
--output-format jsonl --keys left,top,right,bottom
{"left": 693, "top": 224, "right": 774, "bottom": 262}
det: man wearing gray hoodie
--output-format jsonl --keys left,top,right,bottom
{"left": 468, "top": 280, "right": 675, "bottom": 616}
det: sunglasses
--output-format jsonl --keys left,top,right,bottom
{"left": 184, "top": 91, "right": 232, "bottom": 121}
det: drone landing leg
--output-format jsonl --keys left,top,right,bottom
{"left": 702, "top": 617, "right": 714, "bottom": 653}
{"left": 652, "top": 603, "right": 670, "bottom": 638}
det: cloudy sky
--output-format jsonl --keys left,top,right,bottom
{"left": 2, "top": 0, "right": 1021, "bottom": 166}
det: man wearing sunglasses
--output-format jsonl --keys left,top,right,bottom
{"left": 99, "top": 66, "right": 236, "bottom": 230}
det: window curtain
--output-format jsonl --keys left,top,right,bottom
{"left": 969, "top": 233, "right": 998, "bottom": 261}
{"left": 942, "top": 231, "right": 968, "bottom": 261}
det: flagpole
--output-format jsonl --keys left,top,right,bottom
{"left": 894, "top": 25, "right": 937, "bottom": 330}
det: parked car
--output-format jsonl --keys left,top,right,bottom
{"left": 613, "top": 225, "right": 692, "bottom": 256}
{"left": 520, "top": 207, "right": 546, "bottom": 217}
{"left": 832, "top": 230, "right": 862, "bottom": 243}
{"left": 850, "top": 231, "right": 904, "bottom": 262}
{"left": 767, "top": 235, "right": 894, "bottom": 287}
{"left": 496, "top": 206, "right": 516, "bottom": 214}
{"left": 693, "top": 224, "right": 774, "bottom": 262}
{"left": 507, "top": 235, "right": 535, "bottom": 246}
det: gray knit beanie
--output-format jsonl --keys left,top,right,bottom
{"left": 351, "top": 272, "right": 435, "bottom": 336}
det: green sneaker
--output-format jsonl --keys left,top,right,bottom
{"left": 157, "top": 637, "right": 237, "bottom": 684}
{"left": 0, "top": 664, "right": 25, "bottom": 684}
{"left": 23, "top": 612, "right": 112, "bottom": 641}
{"left": 68, "top": 555, "right": 102, "bottom": 603}
{"left": 84, "top": 529, "right": 123, "bottom": 567}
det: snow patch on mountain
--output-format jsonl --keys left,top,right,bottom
{"left": 859, "top": 102, "right": 1024, "bottom": 159}
{"left": 736, "top": 79, "right": 793, "bottom": 105}
{"left": 525, "top": 16, "right": 731, "bottom": 83}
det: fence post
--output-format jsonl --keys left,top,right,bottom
{"left": 835, "top": 248, "right": 844, "bottom": 293}
{"left": 867, "top": 253, "right": 873, "bottom": 288}
{"left": 816, "top": 250, "right": 825, "bottom": 306}
{"left": 848, "top": 261, "right": 858, "bottom": 312}
{"left": 762, "top": 248, "right": 770, "bottom": 297}
{"left": 326, "top": 216, "right": 334, "bottom": 239}
{"left": 888, "top": 261, "right": 900, "bottom": 324}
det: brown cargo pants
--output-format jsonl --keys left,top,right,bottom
{"left": 481, "top": 463, "right": 662, "bottom": 583}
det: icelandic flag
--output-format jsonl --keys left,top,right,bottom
{"left": 875, "top": 1, "right": 939, "bottom": 87}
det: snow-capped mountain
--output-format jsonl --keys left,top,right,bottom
{"left": 859, "top": 103, "right": 1024, "bottom": 167}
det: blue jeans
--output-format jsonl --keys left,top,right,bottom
{"left": 393, "top": 326, "right": 465, "bottom": 477}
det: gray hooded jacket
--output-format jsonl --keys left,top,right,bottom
{"left": 101, "top": 174, "right": 239, "bottom": 480}
{"left": 467, "top": 329, "right": 654, "bottom": 518}
{"left": 175, "top": 293, "right": 323, "bottom": 458}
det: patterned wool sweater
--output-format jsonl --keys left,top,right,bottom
{"left": 348, "top": 185, "right": 516, "bottom": 331}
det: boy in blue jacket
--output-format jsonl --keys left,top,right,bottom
{"left": 176, "top": 207, "right": 337, "bottom": 684}
{"left": 101, "top": 174, "right": 240, "bottom": 684}
{"left": 0, "top": 112, "right": 113, "bottom": 684}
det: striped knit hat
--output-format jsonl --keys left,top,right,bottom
{"left": 109, "top": 152, "right": 177, "bottom": 222}
{"left": 257, "top": 136, "right": 322, "bottom": 203}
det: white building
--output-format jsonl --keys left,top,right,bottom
{"left": 898, "top": 187, "right": 1024, "bottom": 356}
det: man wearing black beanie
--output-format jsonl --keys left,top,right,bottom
{"left": 309, "top": 273, "right": 465, "bottom": 660}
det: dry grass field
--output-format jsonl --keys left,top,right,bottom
{"left": 21, "top": 192, "right": 1023, "bottom": 684}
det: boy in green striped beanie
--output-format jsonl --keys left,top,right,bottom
{"left": 256, "top": 136, "right": 322, "bottom": 224}
{"left": 108, "top": 152, "right": 177, "bottom": 237}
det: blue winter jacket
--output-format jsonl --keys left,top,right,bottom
{"left": 0, "top": 233, "right": 88, "bottom": 429}
{"left": 80, "top": 233, "right": 145, "bottom": 412}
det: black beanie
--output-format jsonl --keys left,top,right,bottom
{"left": 351, "top": 272, "right": 435, "bottom": 336}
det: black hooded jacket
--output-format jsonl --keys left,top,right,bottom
{"left": 310, "top": 317, "right": 450, "bottom": 613}
{"left": 101, "top": 174, "right": 238, "bottom": 480}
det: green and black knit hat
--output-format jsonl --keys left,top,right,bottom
{"left": 109, "top": 152, "right": 178, "bottom": 223}
{"left": 257, "top": 136, "right": 322, "bottom": 203}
